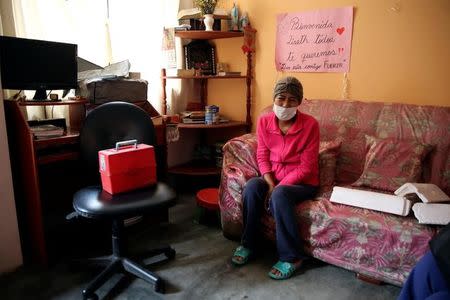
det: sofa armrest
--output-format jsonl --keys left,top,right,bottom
{"left": 219, "top": 133, "right": 259, "bottom": 239}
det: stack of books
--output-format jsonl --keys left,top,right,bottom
{"left": 174, "top": 24, "right": 191, "bottom": 31}
{"left": 181, "top": 111, "right": 205, "bottom": 124}
{"left": 30, "top": 124, "right": 65, "bottom": 139}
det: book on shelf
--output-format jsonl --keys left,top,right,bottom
{"left": 217, "top": 71, "right": 241, "bottom": 76}
{"left": 184, "top": 40, "right": 216, "bottom": 75}
{"left": 181, "top": 110, "right": 205, "bottom": 119}
{"left": 30, "top": 124, "right": 65, "bottom": 139}
{"left": 182, "top": 118, "right": 205, "bottom": 124}
{"left": 181, "top": 117, "right": 230, "bottom": 124}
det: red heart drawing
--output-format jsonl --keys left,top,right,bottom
{"left": 336, "top": 27, "right": 345, "bottom": 35}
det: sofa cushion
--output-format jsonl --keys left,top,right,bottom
{"left": 300, "top": 100, "right": 383, "bottom": 184}
{"left": 260, "top": 198, "right": 437, "bottom": 286}
{"left": 319, "top": 140, "right": 341, "bottom": 192}
{"left": 352, "top": 135, "right": 432, "bottom": 192}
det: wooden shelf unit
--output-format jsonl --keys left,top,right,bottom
{"left": 161, "top": 71, "right": 252, "bottom": 128}
{"left": 162, "top": 29, "right": 254, "bottom": 177}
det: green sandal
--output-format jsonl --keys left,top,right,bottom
{"left": 268, "top": 261, "right": 302, "bottom": 280}
{"left": 231, "top": 246, "right": 251, "bottom": 265}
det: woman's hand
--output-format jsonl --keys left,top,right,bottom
{"left": 264, "top": 186, "right": 274, "bottom": 211}
{"left": 263, "top": 173, "right": 276, "bottom": 210}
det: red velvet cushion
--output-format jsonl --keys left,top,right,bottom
{"left": 319, "top": 140, "right": 341, "bottom": 191}
{"left": 352, "top": 135, "right": 432, "bottom": 192}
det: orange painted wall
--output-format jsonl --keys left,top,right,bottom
{"left": 209, "top": 0, "right": 450, "bottom": 129}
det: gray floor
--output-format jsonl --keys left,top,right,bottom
{"left": 1, "top": 193, "right": 401, "bottom": 300}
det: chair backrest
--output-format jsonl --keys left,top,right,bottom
{"left": 80, "top": 101, "right": 156, "bottom": 174}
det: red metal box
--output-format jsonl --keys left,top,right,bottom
{"left": 98, "top": 140, "right": 156, "bottom": 194}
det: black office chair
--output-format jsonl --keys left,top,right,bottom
{"left": 70, "top": 102, "right": 176, "bottom": 299}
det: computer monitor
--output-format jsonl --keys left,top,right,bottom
{"left": 0, "top": 35, "right": 77, "bottom": 100}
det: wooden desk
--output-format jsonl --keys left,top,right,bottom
{"left": 4, "top": 100, "right": 85, "bottom": 264}
{"left": 4, "top": 100, "right": 166, "bottom": 265}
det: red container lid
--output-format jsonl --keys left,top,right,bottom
{"left": 196, "top": 188, "right": 219, "bottom": 210}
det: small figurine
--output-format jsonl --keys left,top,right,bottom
{"left": 240, "top": 12, "right": 249, "bottom": 30}
{"left": 231, "top": 3, "right": 239, "bottom": 31}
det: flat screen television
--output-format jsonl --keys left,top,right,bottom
{"left": 0, "top": 35, "right": 77, "bottom": 100}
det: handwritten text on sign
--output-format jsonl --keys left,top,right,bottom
{"left": 275, "top": 7, "right": 353, "bottom": 73}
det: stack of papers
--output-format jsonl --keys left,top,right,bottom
{"left": 30, "top": 124, "right": 64, "bottom": 139}
{"left": 77, "top": 60, "right": 131, "bottom": 83}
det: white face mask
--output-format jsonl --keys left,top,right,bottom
{"left": 273, "top": 103, "right": 298, "bottom": 121}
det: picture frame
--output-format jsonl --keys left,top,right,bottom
{"left": 184, "top": 40, "right": 216, "bottom": 75}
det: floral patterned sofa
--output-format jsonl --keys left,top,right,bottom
{"left": 219, "top": 99, "right": 450, "bottom": 286}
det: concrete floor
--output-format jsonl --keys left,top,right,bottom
{"left": 1, "top": 193, "right": 401, "bottom": 300}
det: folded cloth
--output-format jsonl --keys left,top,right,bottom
{"left": 330, "top": 186, "right": 412, "bottom": 216}
{"left": 412, "top": 203, "right": 450, "bottom": 225}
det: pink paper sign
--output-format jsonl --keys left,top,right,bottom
{"left": 275, "top": 6, "right": 353, "bottom": 73}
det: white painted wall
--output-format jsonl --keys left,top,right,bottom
{"left": 0, "top": 90, "right": 23, "bottom": 273}
{"left": 0, "top": 0, "right": 23, "bottom": 273}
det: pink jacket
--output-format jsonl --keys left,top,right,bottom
{"left": 256, "top": 111, "right": 319, "bottom": 186}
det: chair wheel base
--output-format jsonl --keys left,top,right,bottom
{"left": 165, "top": 248, "right": 176, "bottom": 260}
{"left": 154, "top": 278, "right": 165, "bottom": 293}
{"left": 83, "top": 293, "right": 99, "bottom": 300}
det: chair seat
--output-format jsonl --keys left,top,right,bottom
{"left": 73, "top": 182, "right": 176, "bottom": 220}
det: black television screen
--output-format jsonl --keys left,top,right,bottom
{"left": 0, "top": 35, "right": 77, "bottom": 100}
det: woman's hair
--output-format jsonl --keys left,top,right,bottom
{"left": 273, "top": 76, "right": 303, "bottom": 101}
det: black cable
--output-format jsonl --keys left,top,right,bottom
{"left": 12, "top": 90, "right": 23, "bottom": 100}
{"left": 46, "top": 90, "right": 55, "bottom": 118}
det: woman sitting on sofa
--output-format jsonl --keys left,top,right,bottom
{"left": 231, "top": 76, "right": 320, "bottom": 280}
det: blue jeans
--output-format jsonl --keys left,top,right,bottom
{"left": 398, "top": 251, "right": 449, "bottom": 300}
{"left": 241, "top": 177, "right": 318, "bottom": 262}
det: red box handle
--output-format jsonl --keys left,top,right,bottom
{"left": 115, "top": 139, "right": 138, "bottom": 151}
